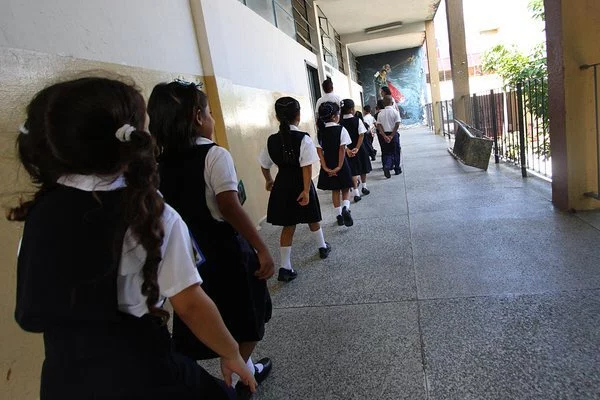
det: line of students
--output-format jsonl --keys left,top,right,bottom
{"left": 10, "top": 77, "right": 272, "bottom": 400}
{"left": 9, "top": 76, "right": 403, "bottom": 400}
{"left": 258, "top": 89, "right": 403, "bottom": 283}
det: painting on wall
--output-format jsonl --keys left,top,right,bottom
{"left": 357, "top": 47, "right": 426, "bottom": 125}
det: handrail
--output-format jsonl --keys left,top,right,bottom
{"left": 580, "top": 62, "right": 600, "bottom": 69}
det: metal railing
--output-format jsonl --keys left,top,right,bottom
{"left": 425, "top": 77, "right": 551, "bottom": 179}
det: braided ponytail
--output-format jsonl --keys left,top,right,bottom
{"left": 8, "top": 77, "right": 168, "bottom": 322}
{"left": 122, "top": 130, "right": 167, "bottom": 321}
{"left": 274, "top": 97, "right": 301, "bottom": 164}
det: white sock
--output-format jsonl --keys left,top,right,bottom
{"left": 312, "top": 228, "right": 327, "bottom": 249}
{"left": 362, "top": 182, "right": 368, "bottom": 190}
{"left": 343, "top": 199, "right": 351, "bottom": 209}
{"left": 280, "top": 246, "right": 292, "bottom": 270}
{"left": 246, "top": 357, "right": 254, "bottom": 375}
{"left": 255, "top": 362, "right": 264, "bottom": 374}
{"left": 355, "top": 188, "right": 361, "bottom": 197}
{"left": 336, "top": 206, "right": 342, "bottom": 215}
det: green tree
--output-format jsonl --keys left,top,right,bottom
{"left": 481, "top": 0, "right": 549, "bottom": 159}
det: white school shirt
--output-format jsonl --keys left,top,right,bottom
{"left": 56, "top": 174, "right": 202, "bottom": 317}
{"left": 315, "top": 122, "right": 352, "bottom": 149}
{"left": 258, "top": 125, "right": 320, "bottom": 168}
{"left": 363, "top": 114, "right": 376, "bottom": 132}
{"left": 342, "top": 114, "right": 368, "bottom": 135}
{"left": 376, "top": 106, "right": 402, "bottom": 133}
{"left": 196, "top": 137, "right": 239, "bottom": 222}
{"left": 314, "top": 92, "right": 342, "bottom": 115}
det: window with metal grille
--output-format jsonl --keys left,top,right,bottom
{"left": 292, "top": 0, "right": 316, "bottom": 53}
{"left": 317, "top": 6, "right": 345, "bottom": 74}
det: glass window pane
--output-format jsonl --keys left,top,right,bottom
{"left": 246, "top": 0, "right": 275, "bottom": 25}
{"left": 275, "top": 5, "right": 296, "bottom": 39}
{"left": 275, "top": 0, "right": 293, "bottom": 15}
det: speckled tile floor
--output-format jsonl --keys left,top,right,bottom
{"left": 200, "top": 127, "right": 600, "bottom": 400}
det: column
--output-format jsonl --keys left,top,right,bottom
{"left": 545, "top": 0, "right": 600, "bottom": 210}
{"left": 445, "top": 0, "right": 470, "bottom": 122}
{"left": 425, "top": 20, "right": 442, "bottom": 134}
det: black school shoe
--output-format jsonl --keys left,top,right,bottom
{"left": 235, "top": 358, "right": 273, "bottom": 399}
{"left": 277, "top": 268, "right": 297, "bottom": 282}
{"left": 361, "top": 187, "right": 370, "bottom": 195}
{"left": 394, "top": 168, "right": 402, "bottom": 175}
{"left": 341, "top": 206, "right": 353, "bottom": 227}
{"left": 354, "top": 195, "right": 362, "bottom": 203}
{"left": 336, "top": 215, "right": 344, "bottom": 226}
{"left": 383, "top": 169, "right": 391, "bottom": 179}
{"left": 319, "top": 242, "right": 332, "bottom": 259}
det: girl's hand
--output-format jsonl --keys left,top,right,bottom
{"left": 351, "top": 148, "right": 359, "bottom": 155}
{"left": 255, "top": 249, "right": 275, "bottom": 280}
{"left": 327, "top": 170, "right": 337, "bottom": 177}
{"left": 297, "top": 190, "right": 310, "bottom": 206}
{"left": 221, "top": 355, "right": 257, "bottom": 392}
{"left": 346, "top": 148, "right": 355, "bottom": 158}
{"left": 265, "top": 180, "right": 274, "bottom": 192}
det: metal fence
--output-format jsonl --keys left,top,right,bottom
{"left": 424, "top": 78, "right": 551, "bottom": 179}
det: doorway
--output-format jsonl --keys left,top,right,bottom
{"left": 306, "top": 63, "right": 321, "bottom": 112}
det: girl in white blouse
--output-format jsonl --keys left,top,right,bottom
{"left": 9, "top": 77, "right": 254, "bottom": 399}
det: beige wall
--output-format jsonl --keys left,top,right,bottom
{"left": 547, "top": 0, "right": 600, "bottom": 210}
{"left": 562, "top": 0, "right": 600, "bottom": 209}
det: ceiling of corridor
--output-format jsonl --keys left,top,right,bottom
{"left": 316, "top": 0, "right": 442, "bottom": 56}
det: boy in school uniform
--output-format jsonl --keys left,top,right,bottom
{"left": 315, "top": 79, "right": 342, "bottom": 131}
{"left": 376, "top": 95, "right": 402, "bottom": 178}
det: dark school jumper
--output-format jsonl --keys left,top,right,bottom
{"left": 16, "top": 184, "right": 234, "bottom": 400}
{"left": 340, "top": 116, "right": 372, "bottom": 176}
{"left": 159, "top": 143, "right": 272, "bottom": 360}
{"left": 316, "top": 124, "right": 353, "bottom": 190}
{"left": 265, "top": 129, "right": 322, "bottom": 225}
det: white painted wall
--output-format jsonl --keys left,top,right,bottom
{"left": 197, "top": 0, "right": 318, "bottom": 95}
{"left": 325, "top": 65, "right": 364, "bottom": 108}
{"left": 0, "top": 0, "right": 204, "bottom": 75}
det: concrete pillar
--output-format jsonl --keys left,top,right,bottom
{"left": 425, "top": 20, "right": 442, "bottom": 135}
{"left": 344, "top": 43, "right": 354, "bottom": 98}
{"left": 545, "top": 0, "right": 600, "bottom": 210}
{"left": 445, "top": 0, "right": 470, "bottom": 123}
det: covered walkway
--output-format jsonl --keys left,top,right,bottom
{"left": 235, "top": 126, "right": 600, "bottom": 399}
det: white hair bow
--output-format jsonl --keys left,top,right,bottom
{"left": 115, "top": 124, "right": 136, "bottom": 142}
{"left": 19, "top": 123, "right": 29, "bottom": 135}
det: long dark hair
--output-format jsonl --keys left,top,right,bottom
{"left": 7, "top": 77, "right": 167, "bottom": 321}
{"left": 341, "top": 98, "right": 355, "bottom": 116}
{"left": 317, "top": 101, "right": 340, "bottom": 145}
{"left": 274, "top": 97, "right": 301, "bottom": 164}
{"left": 147, "top": 81, "right": 208, "bottom": 159}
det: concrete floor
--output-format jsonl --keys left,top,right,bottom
{"left": 204, "top": 126, "right": 600, "bottom": 399}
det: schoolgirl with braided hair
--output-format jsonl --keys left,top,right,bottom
{"left": 259, "top": 96, "right": 331, "bottom": 282}
{"left": 316, "top": 101, "right": 354, "bottom": 227}
{"left": 8, "top": 77, "right": 255, "bottom": 399}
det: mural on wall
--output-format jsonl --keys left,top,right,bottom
{"left": 357, "top": 47, "right": 426, "bottom": 125}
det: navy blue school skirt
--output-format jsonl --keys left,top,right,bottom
{"left": 173, "top": 226, "right": 272, "bottom": 360}
{"left": 41, "top": 316, "right": 235, "bottom": 399}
